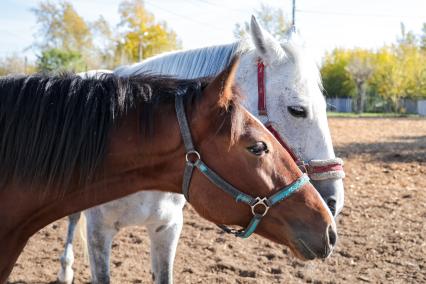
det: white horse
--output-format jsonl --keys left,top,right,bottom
{"left": 57, "top": 17, "right": 345, "bottom": 284}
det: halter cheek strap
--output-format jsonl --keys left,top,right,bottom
{"left": 257, "top": 60, "right": 267, "bottom": 115}
{"left": 175, "top": 95, "right": 309, "bottom": 238}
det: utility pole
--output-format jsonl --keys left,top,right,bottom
{"left": 138, "top": 37, "right": 143, "bottom": 62}
{"left": 24, "top": 56, "right": 28, "bottom": 74}
{"left": 138, "top": 31, "right": 149, "bottom": 62}
{"left": 292, "top": 0, "right": 296, "bottom": 29}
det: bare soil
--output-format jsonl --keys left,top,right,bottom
{"left": 8, "top": 118, "right": 426, "bottom": 284}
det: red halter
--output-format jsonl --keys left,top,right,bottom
{"left": 257, "top": 59, "right": 344, "bottom": 178}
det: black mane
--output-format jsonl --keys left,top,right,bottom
{"left": 0, "top": 72, "right": 205, "bottom": 190}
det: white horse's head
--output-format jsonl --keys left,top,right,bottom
{"left": 236, "top": 17, "right": 345, "bottom": 216}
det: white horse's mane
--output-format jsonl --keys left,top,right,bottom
{"left": 114, "top": 35, "right": 322, "bottom": 94}
{"left": 114, "top": 42, "right": 241, "bottom": 78}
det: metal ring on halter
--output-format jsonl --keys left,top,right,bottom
{"left": 251, "top": 197, "right": 270, "bottom": 217}
{"left": 297, "top": 161, "right": 308, "bottom": 174}
{"left": 185, "top": 150, "right": 201, "bottom": 165}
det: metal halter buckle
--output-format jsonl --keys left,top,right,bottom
{"left": 297, "top": 161, "right": 308, "bottom": 173}
{"left": 185, "top": 150, "right": 201, "bottom": 165}
{"left": 251, "top": 197, "right": 270, "bottom": 217}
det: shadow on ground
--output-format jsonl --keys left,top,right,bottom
{"left": 335, "top": 135, "right": 426, "bottom": 163}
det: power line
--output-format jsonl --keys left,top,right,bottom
{"left": 144, "top": 0, "right": 229, "bottom": 32}
{"left": 189, "top": 0, "right": 252, "bottom": 14}
{"left": 297, "top": 9, "right": 426, "bottom": 19}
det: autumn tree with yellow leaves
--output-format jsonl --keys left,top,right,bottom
{"left": 321, "top": 24, "right": 426, "bottom": 113}
{"left": 117, "top": 0, "right": 180, "bottom": 63}
{"left": 31, "top": 0, "right": 180, "bottom": 72}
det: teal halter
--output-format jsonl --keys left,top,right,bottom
{"left": 175, "top": 95, "right": 310, "bottom": 238}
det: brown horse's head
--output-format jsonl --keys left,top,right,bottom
{"left": 179, "top": 57, "right": 337, "bottom": 260}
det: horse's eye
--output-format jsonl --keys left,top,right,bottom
{"left": 287, "top": 106, "right": 307, "bottom": 118}
{"left": 247, "top": 142, "right": 269, "bottom": 156}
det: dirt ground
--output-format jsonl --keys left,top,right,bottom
{"left": 8, "top": 117, "right": 426, "bottom": 284}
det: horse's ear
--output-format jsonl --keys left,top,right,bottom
{"left": 250, "top": 15, "right": 286, "bottom": 63}
{"left": 203, "top": 55, "right": 240, "bottom": 109}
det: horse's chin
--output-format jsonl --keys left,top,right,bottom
{"left": 259, "top": 234, "right": 317, "bottom": 261}
{"left": 290, "top": 240, "right": 318, "bottom": 261}
{"left": 254, "top": 230, "right": 311, "bottom": 260}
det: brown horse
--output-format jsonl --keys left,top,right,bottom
{"left": 0, "top": 58, "right": 335, "bottom": 283}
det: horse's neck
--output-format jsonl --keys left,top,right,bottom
{"left": 0, "top": 146, "right": 184, "bottom": 280}
{"left": 0, "top": 165, "right": 174, "bottom": 283}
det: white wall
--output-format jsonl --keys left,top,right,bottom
{"left": 418, "top": 100, "right": 426, "bottom": 116}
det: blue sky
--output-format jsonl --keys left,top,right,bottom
{"left": 1, "top": 0, "right": 425, "bottom": 63}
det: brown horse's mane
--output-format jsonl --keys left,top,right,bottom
{"left": 0, "top": 72, "right": 244, "bottom": 191}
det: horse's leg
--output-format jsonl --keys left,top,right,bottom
{"left": 57, "top": 212, "right": 81, "bottom": 284}
{"left": 86, "top": 208, "right": 118, "bottom": 284}
{"left": 146, "top": 211, "right": 183, "bottom": 284}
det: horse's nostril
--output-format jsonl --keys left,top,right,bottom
{"left": 327, "top": 199, "right": 336, "bottom": 216}
{"left": 327, "top": 225, "right": 337, "bottom": 247}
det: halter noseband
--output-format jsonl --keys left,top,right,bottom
{"left": 175, "top": 95, "right": 309, "bottom": 238}
{"left": 257, "top": 59, "right": 345, "bottom": 180}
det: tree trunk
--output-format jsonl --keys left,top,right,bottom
{"left": 355, "top": 82, "right": 366, "bottom": 114}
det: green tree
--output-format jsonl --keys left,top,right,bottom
{"left": 117, "top": 0, "right": 181, "bottom": 62}
{"left": 234, "top": 4, "right": 290, "bottom": 41}
{"left": 370, "top": 44, "right": 426, "bottom": 111}
{"left": 369, "top": 23, "right": 426, "bottom": 109}
{"left": 36, "top": 48, "right": 85, "bottom": 72}
{"left": 29, "top": 0, "right": 180, "bottom": 71}
{"left": 32, "top": 1, "right": 95, "bottom": 70}
{"left": 320, "top": 49, "right": 356, "bottom": 98}
{"left": 322, "top": 23, "right": 426, "bottom": 113}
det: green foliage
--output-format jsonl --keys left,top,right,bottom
{"left": 24, "top": 0, "right": 181, "bottom": 72}
{"left": 36, "top": 48, "right": 85, "bottom": 72}
{"left": 321, "top": 49, "right": 356, "bottom": 98}
{"left": 322, "top": 24, "right": 426, "bottom": 113}
{"left": 370, "top": 44, "right": 426, "bottom": 108}
{"left": 234, "top": 4, "right": 290, "bottom": 41}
